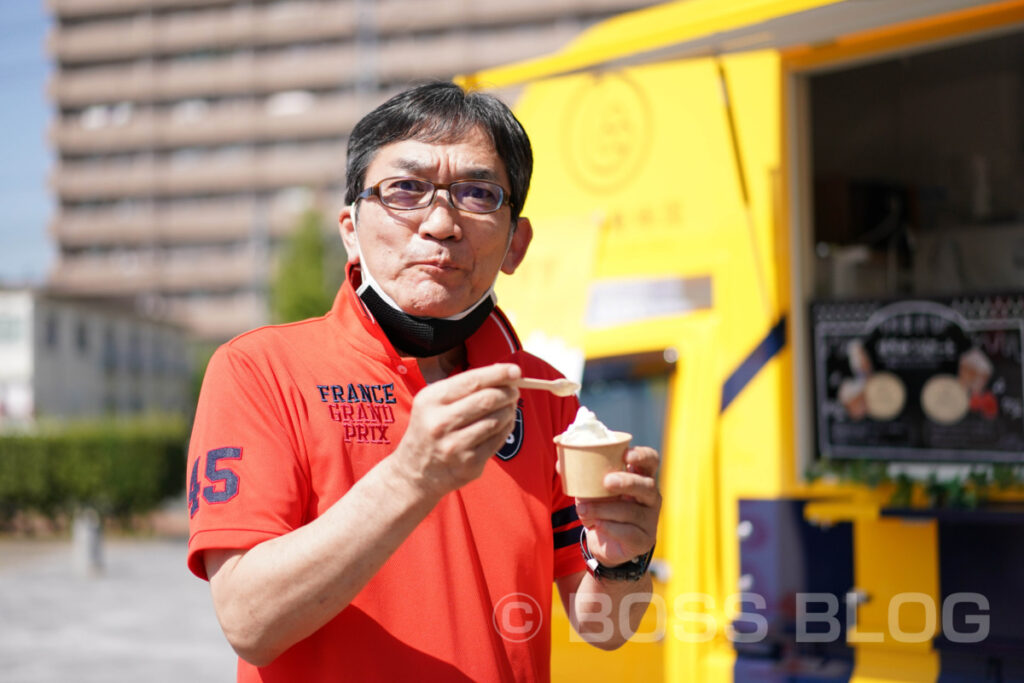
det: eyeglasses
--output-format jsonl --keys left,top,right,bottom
{"left": 357, "top": 176, "right": 510, "bottom": 214}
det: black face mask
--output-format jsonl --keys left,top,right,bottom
{"left": 357, "top": 276, "right": 495, "bottom": 358}
{"left": 349, "top": 204, "right": 510, "bottom": 357}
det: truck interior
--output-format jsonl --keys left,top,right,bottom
{"left": 809, "top": 28, "right": 1024, "bottom": 300}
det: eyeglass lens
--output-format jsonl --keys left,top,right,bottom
{"left": 379, "top": 178, "right": 504, "bottom": 213}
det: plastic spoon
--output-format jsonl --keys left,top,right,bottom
{"left": 516, "top": 377, "right": 580, "bottom": 397}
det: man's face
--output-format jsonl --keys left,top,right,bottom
{"left": 340, "top": 125, "right": 532, "bottom": 319}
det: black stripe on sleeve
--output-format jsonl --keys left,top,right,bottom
{"left": 553, "top": 525, "right": 583, "bottom": 550}
{"left": 551, "top": 505, "right": 579, "bottom": 529}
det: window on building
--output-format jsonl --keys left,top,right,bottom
{"left": 265, "top": 90, "right": 316, "bottom": 117}
{"left": 110, "top": 102, "right": 133, "bottom": 127}
{"left": 128, "top": 331, "right": 143, "bottom": 373}
{"left": 0, "top": 314, "right": 22, "bottom": 344}
{"left": 152, "top": 338, "right": 165, "bottom": 375}
{"left": 45, "top": 313, "right": 59, "bottom": 350}
{"left": 103, "top": 325, "right": 118, "bottom": 372}
{"left": 171, "top": 99, "right": 210, "bottom": 123}
{"left": 80, "top": 105, "right": 110, "bottom": 130}
{"left": 170, "top": 147, "right": 204, "bottom": 166}
{"left": 75, "top": 319, "right": 89, "bottom": 354}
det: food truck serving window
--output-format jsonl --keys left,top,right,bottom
{"left": 805, "top": 26, "right": 1024, "bottom": 464}
{"left": 809, "top": 29, "right": 1024, "bottom": 300}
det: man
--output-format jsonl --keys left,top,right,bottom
{"left": 187, "top": 81, "right": 661, "bottom": 682}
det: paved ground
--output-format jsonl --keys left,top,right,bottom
{"left": 0, "top": 534, "right": 237, "bottom": 682}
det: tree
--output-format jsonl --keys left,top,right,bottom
{"left": 270, "top": 209, "right": 345, "bottom": 323}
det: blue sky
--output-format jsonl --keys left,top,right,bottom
{"left": 0, "top": 1, "right": 53, "bottom": 285}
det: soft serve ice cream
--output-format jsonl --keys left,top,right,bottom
{"left": 559, "top": 407, "right": 613, "bottom": 445}
{"left": 554, "top": 406, "right": 632, "bottom": 497}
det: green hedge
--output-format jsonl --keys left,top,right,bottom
{"left": 0, "top": 418, "right": 187, "bottom": 524}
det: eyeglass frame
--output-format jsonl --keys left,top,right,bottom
{"left": 355, "top": 176, "right": 512, "bottom": 215}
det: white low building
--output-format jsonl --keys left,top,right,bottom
{"left": 0, "top": 289, "right": 191, "bottom": 424}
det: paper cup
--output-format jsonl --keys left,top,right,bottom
{"left": 553, "top": 431, "right": 632, "bottom": 498}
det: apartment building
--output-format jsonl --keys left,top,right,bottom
{"left": 46, "top": 0, "right": 660, "bottom": 341}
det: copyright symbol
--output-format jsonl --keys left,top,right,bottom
{"left": 492, "top": 592, "right": 543, "bottom": 642}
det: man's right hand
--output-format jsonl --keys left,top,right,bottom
{"left": 205, "top": 362, "right": 523, "bottom": 666}
{"left": 391, "top": 363, "right": 522, "bottom": 498}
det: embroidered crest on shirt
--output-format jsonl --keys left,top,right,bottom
{"left": 316, "top": 383, "right": 396, "bottom": 444}
{"left": 495, "top": 404, "right": 525, "bottom": 461}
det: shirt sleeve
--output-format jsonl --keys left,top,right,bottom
{"left": 551, "top": 393, "right": 587, "bottom": 579}
{"left": 186, "top": 343, "right": 310, "bottom": 580}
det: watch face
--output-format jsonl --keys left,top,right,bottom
{"left": 864, "top": 372, "right": 906, "bottom": 421}
{"left": 921, "top": 374, "right": 969, "bottom": 425}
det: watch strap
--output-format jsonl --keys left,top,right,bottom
{"left": 579, "top": 527, "right": 654, "bottom": 582}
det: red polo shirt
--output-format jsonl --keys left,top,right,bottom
{"left": 187, "top": 266, "right": 585, "bottom": 682}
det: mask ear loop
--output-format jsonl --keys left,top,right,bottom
{"left": 351, "top": 200, "right": 397, "bottom": 307}
{"left": 349, "top": 201, "right": 361, "bottom": 257}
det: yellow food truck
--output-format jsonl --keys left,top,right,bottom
{"left": 459, "top": 1, "right": 1024, "bottom": 680}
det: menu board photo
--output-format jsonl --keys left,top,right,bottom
{"left": 811, "top": 294, "right": 1024, "bottom": 463}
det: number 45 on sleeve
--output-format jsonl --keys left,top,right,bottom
{"left": 188, "top": 447, "right": 242, "bottom": 517}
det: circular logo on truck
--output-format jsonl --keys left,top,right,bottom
{"left": 562, "top": 72, "right": 654, "bottom": 193}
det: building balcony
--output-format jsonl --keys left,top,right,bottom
{"left": 48, "top": 244, "right": 261, "bottom": 298}
{"left": 157, "top": 246, "right": 258, "bottom": 292}
{"left": 52, "top": 143, "right": 346, "bottom": 200}
{"left": 52, "top": 94, "right": 367, "bottom": 153}
{"left": 49, "top": 4, "right": 358, "bottom": 63}
{"left": 52, "top": 195, "right": 326, "bottom": 249}
{"left": 49, "top": 16, "right": 588, "bottom": 110}
{"left": 48, "top": 0, "right": 235, "bottom": 19}
{"left": 163, "top": 290, "right": 267, "bottom": 341}
{"left": 51, "top": 197, "right": 314, "bottom": 249}
{"left": 48, "top": 251, "right": 159, "bottom": 295}
{"left": 377, "top": 0, "right": 635, "bottom": 32}
{"left": 49, "top": 0, "right": 656, "bottom": 63}
{"left": 50, "top": 46, "right": 360, "bottom": 107}
{"left": 375, "top": 23, "right": 581, "bottom": 82}
{"left": 154, "top": 199, "right": 308, "bottom": 244}
{"left": 50, "top": 209, "right": 156, "bottom": 247}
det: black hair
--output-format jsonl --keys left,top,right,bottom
{"left": 345, "top": 81, "right": 533, "bottom": 222}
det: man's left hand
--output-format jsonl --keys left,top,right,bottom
{"left": 573, "top": 446, "right": 661, "bottom": 566}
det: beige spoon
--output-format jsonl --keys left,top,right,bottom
{"left": 516, "top": 377, "right": 580, "bottom": 396}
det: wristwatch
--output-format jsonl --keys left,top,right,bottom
{"left": 579, "top": 527, "right": 654, "bottom": 582}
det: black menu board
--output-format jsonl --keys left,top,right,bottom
{"left": 811, "top": 295, "right": 1024, "bottom": 462}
